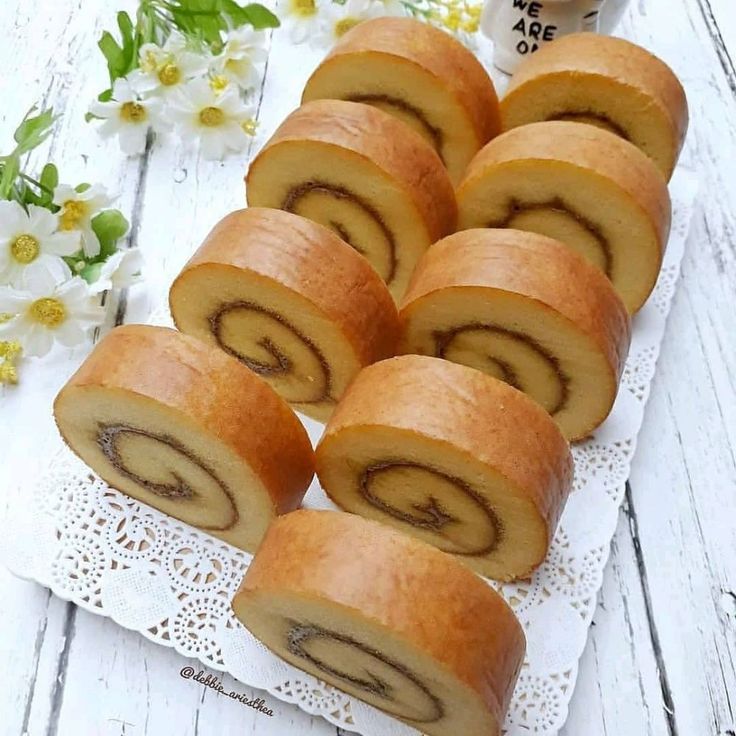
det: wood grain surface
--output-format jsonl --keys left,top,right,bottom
{"left": 0, "top": 1, "right": 734, "bottom": 734}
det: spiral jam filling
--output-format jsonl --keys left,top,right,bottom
{"left": 286, "top": 621, "right": 444, "bottom": 724}
{"left": 346, "top": 94, "right": 445, "bottom": 162}
{"left": 209, "top": 300, "right": 333, "bottom": 406}
{"left": 433, "top": 324, "right": 571, "bottom": 416}
{"left": 545, "top": 110, "right": 631, "bottom": 141}
{"left": 492, "top": 197, "right": 612, "bottom": 277}
{"left": 282, "top": 180, "right": 398, "bottom": 286}
{"left": 359, "top": 461, "right": 502, "bottom": 555}
{"left": 96, "top": 423, "right": 239, "bottom": 531}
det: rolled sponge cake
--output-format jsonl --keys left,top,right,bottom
{"left": 232, "top": 509, "right": 525, "bottom": 736}
{"left": 169, "top": 208, "right": 400, "bottom": 422}
{"left": 53, "top": 324, "right": 314, "bottom": 553}
{"left": 399, "top": 229, "right": 631, "bottom": 441}
{"left": 501, "top": 33, "right": 688, "bottom": 180}
{"left": 302, "top": 16, "right": 501, "bottom": 183}
{"left": 456, "top": 120, "right": 671, "bottom": 313}
{"left": 246, "top": 99, "right": 457, "bottom": 302}
{"left": 315, "top": 355, "right": 573, "bottom": 580}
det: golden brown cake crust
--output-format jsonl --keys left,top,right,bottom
{"left": 320, "top": 355, "right": 573, "bottom": 538}
{"left": 170, "top": 208, "right": 400, "bottom": 365}
{"left": 235, "top": 509, "right": 526, "bottom": 721}
{"left": 503, "top": 33, "right": 688, "bottom": 168}
{"left": 304, "top": 17, "right": 501, "bottom": 145}
{"left": 457, "top": 120, "right": 672, "bottom": 263}
{"left": 55, "top": 325, "right": 314, "bottom": 513}
{"left": 246, "top": 99, "right": 457, "bottom": 242}
{"left": 400, "top": 228, "right": 632, "bottom": 386}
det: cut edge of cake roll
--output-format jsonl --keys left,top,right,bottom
{"left": 456, "top": 120, "right": 671, "bottom": 313}
{"left": 399, "top": 228, "right": 631, "bottom": 441}
{"left": 315, "top": 355, "right": 574, "bottom": 580}
{"left": 501, "top": 33, "right": 688, "bottom": 180}
{"left": 53, "top": 324, "right": 315, "bottom": 553}
{"left": 232, "top": 509, "right": 525, "bottom": 736}
{"left": 245, "top": 99, "right": 457, "bottom": 303}
{"left": 302, "top": 16, "right": 501, "bottom": 184}
{"left": 169, "top": 208, "right": 400, "bottom": 422}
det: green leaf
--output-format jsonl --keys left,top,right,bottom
{"left": 0, "top": 159, "right": 20, "bottom": 201}
{"left": 80, "top": 262, "right": 103, "bottom": 284}
{"left": 75, "top": 182, "right": 91, "bottom": 193}
{"left": 98, "top": 11, "right": 138, "bottom": 84}
{"left": 40, "top": 163, "right": 59, "bottom": 192}
{"left": 91, "top": 209, "right": 130, "bottom": 259}
{"left": 13, "top": 108, "right": 57, "bottom": 157}
{"left": 166, "top": 0, "right": 226, "bottom": 46}
{"left": 224, "top": 1, "right": 280, "bottom": 29}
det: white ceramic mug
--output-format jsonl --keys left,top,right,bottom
{"left": 482, "top": 0, "right": 631, "bottom": 74}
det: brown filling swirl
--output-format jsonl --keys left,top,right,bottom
{"left": 281, "top": 180, "right": 398, "bottom": 286}
{"left": 208, "top": 300, "right": 333, "bottom": 406}
{"left": 96, "top": 423, "right": 239, "bottom": 531}
{"left": 286, "top": 621, "right": 444, "bottom": 724}
{"left": 545, "top": 110, "right": 631, "bottom": 141}
{"left": 346, "top": 94, "right": 445, "bottom": 162}
{"left": 433, "top": 323, "right": 571, "bottom": 416}
{"left": 359, "top": 460, "right": 502, "bottom": 556}
{"left": 491, "top": 197, "right": 613, "bottom": 277}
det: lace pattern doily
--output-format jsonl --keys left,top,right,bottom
{"left": 0, "top": 169, "right": 698, "bottom": 736}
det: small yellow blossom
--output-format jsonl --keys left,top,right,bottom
{"left": 0, "top": 340, "right": 22, "bottom": 385}
{"left": 242, "top": 118, "right": 258, "bottom": 136}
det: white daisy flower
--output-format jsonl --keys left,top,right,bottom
{"left": 0, "top": 270, "right": 105, "bottom": 358}
{"left": 313, "top": 0, "right": 384, "bottom": 46}
{"left": 90, "top": 248, "right": 143, "bottom": 293}
{"left": 167, "top": 78, "right": 256, "bottom": 160}
{"left": 278, "top": 0, "right": 321, "bottom": 43}
{"left": 377, "top": 0, "right": 404, "bottom": 16}
{"left": 0, "top": 200, "right": 78, "bottom": 288}
{"left": 53, "top": 183, "right": 112, "bottom": 259}
{"left": 212, "top": 27, "right": 268, "bottom": 90}
{"left": 88, "top": 78, "right": 166, "bottom": 155}
{"left": 129, "top": 31, "right": 210, "bottom": 99}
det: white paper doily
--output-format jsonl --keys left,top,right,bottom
{"left": 0, "top": 168, "right": 698, "bottom": 736}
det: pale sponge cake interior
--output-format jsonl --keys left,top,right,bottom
{"left": 501, "top": 33, "right": 688, "bottom": 179}
{"left": 232, "top": 509, "right": 526, "bottom": 736}
{"left": 456, "top": 121, "right": 671, "bottom": 313}
{"left": 302, "top": 16, "right": 501, "bottom": 183}
{"left": 170, "top": 208, "right": 399, "bottom": 422}
{"left": 245, "top": 99, "right": 457, "bottom": 302}
{"left": 315, "top": 355, "right": 573, "bottom": 580}
{"left": 399, "top": 229, "right": 632, "bottom": 441}
{"left": 53, "top": 324, "right": 315, "bottom": 553}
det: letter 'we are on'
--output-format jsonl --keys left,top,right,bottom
{"left": 511, "top": 0, "right": 559, "bottom": 55}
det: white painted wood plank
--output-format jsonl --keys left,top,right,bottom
{"left": 611, "top": 2, "right": 736, "bottom": 735}
{"left": 562, "top": 503, "right": 671, "bottom": 736}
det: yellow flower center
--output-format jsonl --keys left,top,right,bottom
{"left": 209, "top": 75, "right": 230, "bottom": 94}
{"left": 0, "top": 340, "right": 21, "bottom": 359}
{"left": 158, "top": 63, "right": 181, "bottom": 86}
{"left": 141, "top": 50, "right": 159, "bottom": 73}
{"left": 0, "top": 362, "right": 18, "bottom": 385}
{"left": 59, "top": 200, "right": 87, "bottom": 231}
{"left": 199, "top": 107, "right": 225, "bottom": 127}
{"left": 290, "top": 0, "right": 317, "bottom": 16}
{"left": 11, "top": 234, "right": 40, "bottom": 264}
{"left": 29, "top": 297, "right": 66, "bottom": 328}
{"left": 242, "top": 118, "right": 258, "bottom": 136}
{"left": 335, "top": 16, "right": 361, "bottom": 37}
{"left": 121, "top": 101, "right": 147, "bottom": 122}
